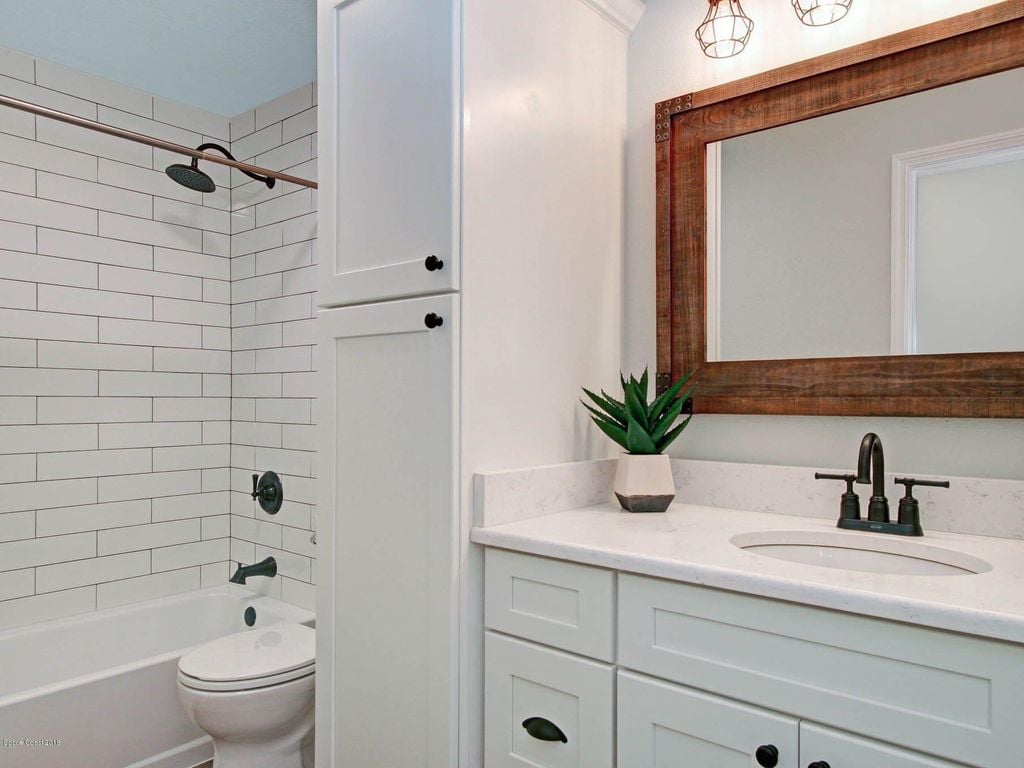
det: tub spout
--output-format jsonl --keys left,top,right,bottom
{"left": 229, "top": 557, "right": 277, "bottom": 584}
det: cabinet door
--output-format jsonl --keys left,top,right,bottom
{"left": 317, "top": 0, "right": 457, "bottom": 307}
{"left": 800, "top": 723, "right": 965, "bottom": 768}
{"left": 618, "top": 671, "right": 799, "bottom": 768}
{"left": 315, "top": 294, "right": 458, "bottom": 768}
{"left": 485, "top": 632, "right": 614, "bottom": 768}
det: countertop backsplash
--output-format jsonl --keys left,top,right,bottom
{"left": 476, "top": 458, "right": 1024, "bottom": 540}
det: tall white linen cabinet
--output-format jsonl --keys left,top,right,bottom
{"left": 315, "top": 1, "right": 642, "bottom": 765}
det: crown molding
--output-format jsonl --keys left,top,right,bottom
{"left": 579, "top": 0, "right": 646, "bottom": 34}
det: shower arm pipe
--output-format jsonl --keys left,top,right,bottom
{"left": 0, "top": 93, "right": 318, "bottom": 190}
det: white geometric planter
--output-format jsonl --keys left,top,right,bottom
{"left": 613, "top": 453, "right": 675, "bottom": 513}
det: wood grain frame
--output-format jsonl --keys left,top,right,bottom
{"left": 655, "top": 1, "right": 1024, "bottom": 418}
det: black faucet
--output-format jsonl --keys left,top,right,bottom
{"left": 857, "top": 432, "right": 889, "bottom": 523}
{"left": 229, "top": 556, "right": 277, "bottom": 584}
{"left": 815, "top": 432, "right": 950, "bottom": 537}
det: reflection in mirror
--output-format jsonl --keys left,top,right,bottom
{"left": 708, "top": 67, "right": 1024, "bottom": 362}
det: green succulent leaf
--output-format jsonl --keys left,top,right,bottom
{"left": 601, "top": 390, "right": 625, "bottom": 411}
{"left": 626, "top": 418, "right": 658, "bottom": 455}
{"left": 650, "top": 396, "right": 684, "bottom": 443}
{"left": 581, "top": 388, "right": 626, "bottom": 426}
{"left": 580, "top": 401, "right": 625, "bottom": 430}
{"left": 638, "top": 368, "right": 649, "bottom": 400}
{"left": 624, "top": 380, "right": 649, "bottom": 431}
{"left": 656, "top": 415, "right": 692, "bottom": 453}
{"left": 592, "top": 416, "right": 629, "bottom": 450}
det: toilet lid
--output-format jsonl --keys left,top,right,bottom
{"left": 178, "top": 622, "right": 315, "bottom": 685}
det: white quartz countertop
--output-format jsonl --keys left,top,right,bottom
{"left": 471, "top": 503, "right": 1024, "bottom": 644}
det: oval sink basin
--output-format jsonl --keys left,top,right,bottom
{"left": 731, "top": 531, "right": 991, "bottom": 576}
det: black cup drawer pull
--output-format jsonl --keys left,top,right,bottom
{"left": 424, "top": 313, "right": 444, "bottom": 329}
{"left": 807, "top": 763, "right": 831, "bottom": 768}
{"left": 756, "top": 744, "right": 779, "bottom": 767}
{"left": 521, "top": 717, "right": 567, "bottom": 743}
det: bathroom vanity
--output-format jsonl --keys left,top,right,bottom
{"left": 473, "top": 501, "right": 1024, "bottom": 768}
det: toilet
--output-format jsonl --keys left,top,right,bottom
{"left": 177, "top": 622, "right": 315, "bottom": 768}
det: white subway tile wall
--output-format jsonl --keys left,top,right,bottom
{"left": 0, "top": 46, "right": 318, "bottom": 628}
{"left": 229, "top": 85, "right": 317, "bottom": 613}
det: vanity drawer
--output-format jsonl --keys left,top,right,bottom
{"left": 618, "top": 670, "right": 799, "bottom": 768}
{"left": 618, "top": 574, "right": 1024, "bottom": 768}
{"left": 485, "top": 548, "right": 614, "bottom": 661}
{"left": 484, "top": 631, "right": 613, "bottom": 768}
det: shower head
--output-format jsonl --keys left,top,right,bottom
{"left": 164, "top": 142, "right": 275, "bottom": 193}
{"left": 165, "top": 159, "right": 216, "bottom": 193}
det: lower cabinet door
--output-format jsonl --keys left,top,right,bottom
{"left": 800, "top": 723, "right": 965, "bottom": 768}
{"left": 485, "top": 631, "right": 614, "bottom": 768}
{"left": 618, "top": 670, "right": 799, "bottom": 767}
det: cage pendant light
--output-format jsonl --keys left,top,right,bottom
{"left": 792, "top": 0, "right": 853, "bottom": 27}
{"left": 696, "top": 0, "right": 754, "bottom": 59}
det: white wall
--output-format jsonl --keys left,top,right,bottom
{"left": 461, "top": 0, "right": 632, "bottom": 762}
{"left": 0, "top": 48, "right": 234, "bottom": 630}
{"left": 626, "top": 0, "right": 1024, "bottom": 480}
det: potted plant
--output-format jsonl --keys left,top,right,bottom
{"left": 581, "top": 369, "right": 693, "bottom": 513}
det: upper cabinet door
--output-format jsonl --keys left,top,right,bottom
{"left": 317, "top": 0, "right": 458, "bottom": 307}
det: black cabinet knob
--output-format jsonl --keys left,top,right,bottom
{"left": 424, "top": 313, "right": 444, "bottom": 329}
{"left": 756, "top": 744, "right": 779, "bottom": 767}
{"left": 521, "top": 717, "right": 567, "bottom": 743}
{"left": 808, "top": 762, "right": 831, "bottom": 768}
{"left": 424, "top": 255, "right": 444, "bottom": 271}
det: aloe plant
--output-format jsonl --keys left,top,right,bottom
{"left": 581, "top": 369, "right": 693, "bottom": 455}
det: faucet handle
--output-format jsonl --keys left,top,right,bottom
{"left": 895, "top": 477, "right": 951, "bottom": 494}
{"left": 814, "top": 472, "right": 861, "bottom": 522}
{"left": 814, "top": 472, "right": 856, "bottom": 493}
{"left": 893, "top": 477, "right": 949, "bottom": 535}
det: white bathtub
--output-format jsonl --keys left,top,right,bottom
{"left": 0, "top": 585, "right": 314, "bottom": 768}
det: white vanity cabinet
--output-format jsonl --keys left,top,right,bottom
{"left": 482, "top": 549, "right": 1020, "bottom": 768}
{"left": 317, "top": 0, "right": 457, "bottom": 307}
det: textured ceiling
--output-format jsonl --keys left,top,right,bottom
{"left": 0, "top": 0, "right": 316, "bottom": 117}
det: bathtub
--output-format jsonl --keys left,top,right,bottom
{"left": 0, "top": 585, "right": 314, "bottom": 768}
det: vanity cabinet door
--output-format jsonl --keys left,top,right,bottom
{"left": 485, "top": 631, "right": 614, "bottom": 768}
{"left": 618, "top": 671, "right": 799, "bottom": 768}
{"left": 316, "top": 294, "right": 458, "bottom": 768}
{"left": 799, "top": 723, "right": 965, "bottom": 768}
{"left": 317, "top": 0, "right": 457, "bottom": 307}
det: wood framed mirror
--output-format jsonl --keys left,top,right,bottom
{"left": 655, "top": 2, "right": 1024, "bottom": 418}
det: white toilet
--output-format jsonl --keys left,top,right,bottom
{"left": 177, "top": 622, "right": 316, "bottom": 768}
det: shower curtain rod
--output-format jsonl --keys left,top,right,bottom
{"left": 0, "top": 93, "right": 318, "bottom": 190}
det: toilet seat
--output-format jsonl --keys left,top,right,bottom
{"left": 178, "top": 622, "right": 315, "bottom": 693}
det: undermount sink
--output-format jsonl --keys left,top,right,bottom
{"left": 731, "top": 530, "right": 992, "bottom": 576}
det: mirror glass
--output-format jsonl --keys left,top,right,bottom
{"left": 710, "top": 67, "right": 1024, "bottom": 362}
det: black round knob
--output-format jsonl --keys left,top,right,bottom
{"left": 424, "top": 312, "right": 444, "bottom": 329}
{"left": 424, "top": 255, "right": 444, "bottom": 271}
{"left": 756, "top": 744, "right": 779, "bottom": 768}
{"left": 808, "top": 763, "right": 831, "bottom": 768}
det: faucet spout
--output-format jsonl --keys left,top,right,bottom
{"left": 856, "top": 433, "right": 889, "bottom": 522}
{"left": 229, "top": 556, "right": 277, "bottom": 585}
